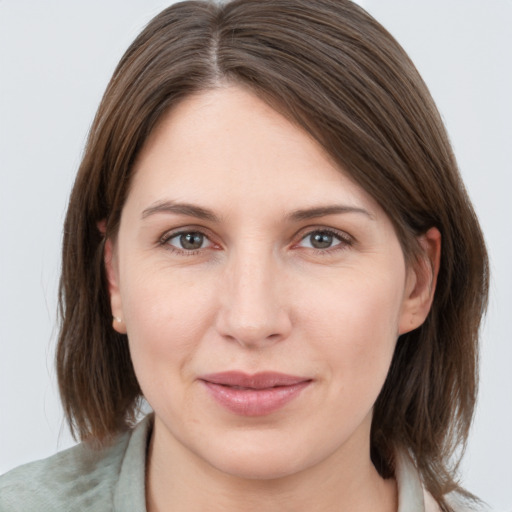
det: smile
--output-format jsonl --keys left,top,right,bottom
{"left": 200, "top": 371, "right": 312, "bottom": 416}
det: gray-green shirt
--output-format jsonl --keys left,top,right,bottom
{"left": 0, "top": 415, "right": 461, "bottom": 511}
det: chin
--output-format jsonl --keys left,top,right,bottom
{"left": 211, "top": 452, "right": 306, "bottom": 481}
{"left": 195, "top": 432, "right": 327, "bottom": 482}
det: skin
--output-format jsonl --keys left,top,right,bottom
{"left": 105, "top": 86, "right": 440, "bottom": 512}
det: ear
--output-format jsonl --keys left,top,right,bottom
{"left": 398, "top": 227, "right": 441, "bottom": 335}
{"left": 98, "top": 221, "right": 127, "bottom": 335}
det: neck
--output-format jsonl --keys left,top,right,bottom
{"left": 145, "top": 417, "right": 397, "bottom": 512}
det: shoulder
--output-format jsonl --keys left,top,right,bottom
{"left": 443, "top": 494, "right": 492, "bottom": 512}
{"left": 0, "top": 418, "right": 149, "bottom": 512}
{"left": 395, "top": 450, "right": 490, "bottom": 512}
{"left": 424, "top": 491, "right": 489, "bottom": 512}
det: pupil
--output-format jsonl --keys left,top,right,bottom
{"left": 311, "top": 232, "right": 333, "bottom": 249}
{"left": 180, "top": 232, "right": 203, "bottom": 250}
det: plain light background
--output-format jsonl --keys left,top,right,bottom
{"left": 0, "top": 1, "right": 510, "bottom": 510}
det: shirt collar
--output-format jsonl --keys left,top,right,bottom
{"left": 113, "top": 415, "right": 430, "bottom": 512}
{"left": 113, "top": 414, "right": 152, "bottom": 512}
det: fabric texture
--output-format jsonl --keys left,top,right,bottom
{"left": 0, "top": 415, "right": 466, "bottom": 511}
{"left": 0, "top": 418, "right": 148, "bottom": 512}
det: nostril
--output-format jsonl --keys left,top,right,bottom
{"left": 214, "top": 282, "right": 292, "bottom": 346}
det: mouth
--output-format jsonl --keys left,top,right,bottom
{"left": 199, "top": 371, "right": 313, "bottom": 416}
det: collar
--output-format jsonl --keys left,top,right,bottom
{"left": 112, "top": 415, "right": 437, "bottom": 512}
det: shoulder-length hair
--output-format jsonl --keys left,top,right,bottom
{"left": 57, "top": 1, "right": 488, "bottom": 509}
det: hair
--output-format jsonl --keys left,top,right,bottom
{"left": 57, "top": 1, "right": 488, "bottom": 510}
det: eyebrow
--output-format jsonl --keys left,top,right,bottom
{"left": 141, "top": 201, "right": 373, "bottom": 223}
{"left": 287, "top": 205, "right": 374, "bottom": 221}
{"left": 141, "top": 201, "right": 220, "bottom": 222}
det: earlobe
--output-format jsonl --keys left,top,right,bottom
{"left": 398, "top": 227, "right": 441, "bottom": 335}
{"left": 101, "top": 229, "right": 127, "bottom": 335}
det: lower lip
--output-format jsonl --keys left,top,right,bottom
{"left": 202, "top": 381, "right": 311, "bottom": 416}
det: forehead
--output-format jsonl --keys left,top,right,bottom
{"left": 127, "top": 86, "right": 383, "bottom": 218}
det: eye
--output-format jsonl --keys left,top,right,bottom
{"left": 298, "top": 229, "right": 350, "bottom": 250}
{"left": 164, "top": 231, "right": 213, "bottom": 251}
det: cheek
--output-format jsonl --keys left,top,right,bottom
{"left": 301, "top": 269, "right": 405, "bottom": 387}
{"left": 303, "top": 265, "right": 405, "bottom": 335}
{"left": 119, "top": 262, "right": 219, "bottom": 380}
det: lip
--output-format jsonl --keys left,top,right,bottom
{"left": 199, "top": 371, "right": 312, "bottom": 416}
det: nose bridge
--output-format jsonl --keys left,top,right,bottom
{"left": 216, "top": 242, "right": 290, "bottom": 346}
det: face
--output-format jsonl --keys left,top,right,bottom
{"left": 107, "top": 86, "right": 431, "bottom": 481}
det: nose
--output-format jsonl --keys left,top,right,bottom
{"left": 214, "top": 248, "right": 292, "bottom": 348}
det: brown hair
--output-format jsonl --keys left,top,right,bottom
{"left": 57, "top": 1, "right": 488, "bottom": 509}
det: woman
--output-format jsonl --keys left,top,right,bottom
{"left": 0, "top": 1, "right": 489, "bottom": 511}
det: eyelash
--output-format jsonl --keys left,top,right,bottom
{"left": 296, "top": 228, "right": 353, "bottom": 255}
{"left": 158, "top": 227, "right": 354, "bottom": 256}
{"left": 159, "top": 229, "right": 216, "bottom": 256}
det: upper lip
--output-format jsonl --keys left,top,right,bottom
{"left": 200, "top": 371, "right": 311, "bottom": 389}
